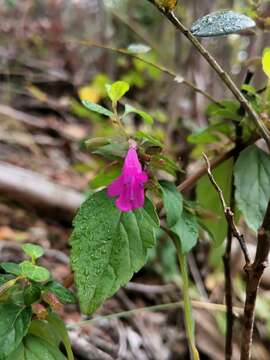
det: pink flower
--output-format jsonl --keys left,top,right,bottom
{"left": 107, "top": 147, "right": 148, "bottom": 212}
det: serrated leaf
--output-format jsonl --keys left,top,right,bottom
{"left": 6, "top": 335, "right": 67, "bottom": 360}
{"left": 22, "top": 243, "right": 44, "bottom": 260}
{"left": 70, "top": 190, "right": 159, "bottom": 314}
{"left": 106, "top": 81, "right": 130, "bottom": 104}
{"left": 160, "top": 180, "right": 183, "bottom": 227}
{"left": 196, "top": 159, "right": 234, "bottom": 246}
{"left": 234, "top": 145, "right": 270, "bottom": 231}
{"left": 23, "top": 284, "right": 41, "bottom": 305}
{"left": 124, "top": 104, "right": 153, "bottom": 124}
{"left": 191, "top": 10, "right": 256, "bottom": 37}
{"left": 262, "top": 47, "right": 270, "bottom": 79}
{"left": 43, "top": 281, "right": 76, "bottom": 304}
{"left": 1, "top": 262, "right": 21, "bottom": 276}
{"left": 82, "top": 100, "right": 113, "bottom": 117}
{"left": 0, "top": 304, "right": 32, "bottom": 358}
{"left": 160, "top": 182, "right": 198, "bottom": 254}
{"left": 20, "top": 261, "right": 50, "bottom": 283}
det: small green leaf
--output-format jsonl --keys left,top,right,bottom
{"left": 106, "top": 81, "right": 130, "bottom": 104}
{"left": 22, "top": 243, "right": 44, "bottom": 260}
{"left": 160, "top": 180, "right": 183, "bottom": 227}
{"left": 43, "top": 281, "right": 76, "bottom": 304}
{"left": 262, "top": 47, "right": 270, "bottom": 79}
{"left": 135, "top": 131, "right": 163, "bottom": 148}
{"left": 160, "top": 181, "right": 198, "bottom": 254}
{"left": 23, "top": 284, "right": 41, "bottom": 305}
{"left": 234, "top": 145, "right": 270, "bottom": 231}
{"left": 150, "top": 154, "right": 181, "bottom": 176}
{"left": 191, "top": 10, "right": 256, "bottom": 37}
{"left": 90, "top": 165, "right": 121, "bottom": 190}
{"left": 47, "top": 313, "right": 74, "bottom": 360}
{"left": 196, "top": 159, "right": 234, "bottom": 246}
{"left": 93, "top": 143, "right": 128, "bottom": 159}
{"left": 70, "top": 190, "right": 159, "bottom": 314}
{"left": 124, "top": 104, "right": 153, "bottom": 124}
{"left": 82, "top": 100, "right": 113, "bottom": 117}
{"left": 1, "top": 262, "right": 21, "bottom": 276}
{"left": 0, "top": 303, "right": 32, "bottom": 358}
{"left": 20, "top": 261, "right": 50, "bottom": 283}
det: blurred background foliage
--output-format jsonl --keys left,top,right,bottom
{"left": 1, "top": 0, "right": 270, "bottom": 359}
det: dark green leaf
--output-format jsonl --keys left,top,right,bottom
{"left": 136, "top": 131, "right": 163, "bottom": 148}
{"left": 1, "top": 262, "right": 21, "bottom": 276}
{"left": 0, "top": 274, "right": 14, "bottom": 286}
{"left": 43, "top": 281, "right": 76, "bottom": 304}
{"left": 160, "top": 180, "right": 183, "bottom": 227}
{"left": 20, "top": 261, "right": 50, "bottom": 283}
{"left": 6, "top": 335, "right": 67, "bottom": 360}
{"left": 28, "top": 320, "right": 61, "bottom": 347}
{"left": 47, "top": 313, "right": 74, "bottom": 360}
{"left": 150, "top": 154, "right": 181, "bottom": 176}
{"left": 82, "top": 100, "right": 113, "bottom": 117}
{"left": 191, "top": 10, "right": 256, "bottom": 37}
{"left": 93, "top": 143, "right": 128, "bottom": 159}
{"left": 22, "top": 243, "right": 44, "bottom": 260}
{"left": 196, "top": 159, "right": 234, "bottom": 246}
{"left": 70, "top": 190, "right": 159, "bottom": 314}
{"left": 124, "top": 104, "right": 153, "bottom": 124}
{"left": 234, "top": 145, "right": 270, "bottom": 231}
{"left": 23, "top": 284, "right": 41, "bottom": 305}
{"left": 0, "top": 303, "right": 32, "bottom": 358}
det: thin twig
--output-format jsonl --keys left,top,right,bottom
{"left": 203, "top": 154, "right": 251, "bottom": 265}
{"left": 240, "top": 201, "right": 270, "bottom": 360}
{"left": 146, "top": 1, "right": 270, "bottom": 150}
{"left": 66, "top": 38, "right": 218, "bottom": 104}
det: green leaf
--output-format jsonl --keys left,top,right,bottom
{"left": 90, "top": 165, "right": 121, "bottom": 190}
{"left": 70, "top": 190, "right": 159, "bottom": 314}
{"left": 43, "top": 281, "right": 76, "bottom": 304}
{"left": 160, "top": 180, "right": 183, "bottom": 227}
{"left": 160, "top": 181, "right": 198, "bottom": 254}
{"left": 6, "top": 335, "right": 67, "bottom": 360}
{"left": 196, "top": 159, "right": 234, "bottom": 246}
{"left": 28, "top": 320, "right": 61, "bottom": 347}
{"left": 22, "top": 243, "right": 44, "bottom": 260}
{"left": 262, "top": 47, "right": 270, "bottom": 79}
{"left": 191, "top": 10, "right": 256, "bottom": 37}
{"left": 81, "top": 100, "right": 113, "bottom": 117}
{"left": 105, "top": 81, "right": 130, "bottom": 104}
{"left": 1, "top": 262, "right": 21, "bottom": 276}
{"left": 188, "top": 123, "right": 232, "bottom": 145}
{"left": 205, "top": 100, "right": 241, "bottom": 121}
{"left": 234, "top": 145, "right": 270, "bottom": 231}
{"left": 135, "top": 131, "right": 163, "bottom": 148}
{"left": 93, "top": 143, "right": 128, "bottom": 159}
{"left": 150, "top": 154, "right": 181, "bottom": 176}
{"left": 23, "top": 284, "right": 41, "bottom": 305}
{"left": 171, "top": 210, "right": 199, "bottom": 254}
{"left": 0, "top": 303, "right": 32, "bottom": 358}
{"left": 124, "top": 104, "right": 153, "bottom": 124}
{"left": 47, "top": 313, "right": 74, "bottom": 360}
{"left": 20, "top": 261, "right": 50, "bottom": 283}
{"left": 0, "top": 274, "right": 14, "bottom": 286}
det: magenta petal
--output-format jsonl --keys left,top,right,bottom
{"left": 124, "top": 148, "right": 142, "bottom": 172}
{"left": 116, "top": 195, "right": 133, "bottom": 212}
{"left": 107, "top": 176, "right": 124, "bottom": 197}
{"left": 132, "top": 184, "right": 145, "bottom": 209}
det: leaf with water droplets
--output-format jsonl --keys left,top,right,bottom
{"left": 70, "top": 190, "right": 159, "bottom": 314}
{"left": 191, "top": 10, "right": 256, "bottom": 37}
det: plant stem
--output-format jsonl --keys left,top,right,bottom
{"left": 146, "top": 1, "right": 270, "bottom": 150}
{"left": 177, "top": 252, "right": 200, "bottom": 360}
{"left": 240, "top": 201, "right": 270, "bottom": 360}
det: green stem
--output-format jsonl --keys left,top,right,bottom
{"left": 177, "top": 252, "right": 200, "bottom": 360}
